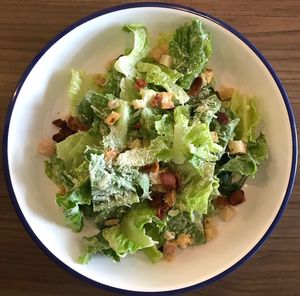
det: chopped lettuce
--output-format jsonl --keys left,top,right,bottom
{"left": 230, "top": 91, "right": 260, "bottom": 142}
{"left": 68, "top": 70, "right": 101, "bottom": 115}
{"left": 78, "top": 232, "right": 120, "bottom": 263}
{"left": 219, "top": 134, "right": 268, "bottom": 177}
{"left": 136, "top": 62, "right": 190, "bottom": 104}
{"left": 114, "top": 24, "right": 150, "bottom": 77}
{"left": 193, "top": 94, "right": 221, "bottom": 123}
{"left": 169, "top": 19, "right": 212, "bottom": 89}
{"left": 171, "top": 106, "right": 222, "bottom": 164}
{"left": 103, "top": 100, "right": 131, "bottom": 149}
{"left": 45, "top": 156, "right": 75, "bottom": 190}
{"left": 176, "top": 162, "right": 218, "bottom": 215}
{"left": 56, "top": 180, "right": 91, "bottom": 232}
{"left": 116, "top": 136, "right": 172, "bottom": 167}
{"left": 120, "top": 77, "right": 141, "bottom": 102}
{"left": 89, "top": 153, "right": 148, "bottom": 211}
{"left": 56, "top": 131, "right": 99, "bottom": 170}
{"left": 104, "top": 66, "right": 124, "bottom": 97}
{"left": 102, "top": 203, "right": 157, "bottom": 257}
{"left": 167, "top": 211, "right": 205, "bottom": 245}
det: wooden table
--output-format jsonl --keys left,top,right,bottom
{"left": 0, "top": 1, "right": 299, "bottom": 295}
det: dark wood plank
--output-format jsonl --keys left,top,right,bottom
{"left": 0, "top": 1, "right": 299, "bottom": 295}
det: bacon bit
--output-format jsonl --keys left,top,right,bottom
{"left": 149, "top": 193, "right": 170, "bottom": 220}
{"left": 163, "top": 240, "right": 177, "bottom": 261}
{"left": 164, "top": 190, "right": 176, "bottom": 207}
{"left": 105, "top": 111, "right": 120, "bottom": 126}
{"left": 104, "top": 149, "right": 119, "bottom": 162}
{"left": 216, "top": 112, "right": 229, "bottom": 125}
{"left": 212, "top": 196, "right": 228, "bottom": 208}
{"left": 134, "top": 122, "right": 141, "bottom": 130}
{"left": 176, "top": 233, "right": 193, "bottom": 249}
{"left": 188, "top": 76, "right": 203, "bottom": 97}
{"left": 52, "top": 127, "right": 75, "bottom": 143}
{"left": 150, "top": 93, "right": 163, "bottom": 108}
{"left": 104, "top": 219, "right": 119, "bottom": 226}
{"left": 58, "top": 186, "right": 66, "bottom": 195}
{"left": 68, "top": 116, "right": 89, "bottom": 131}
{"left": 134, "top": 79, "right": 148, "bottom": 90}
{"left": 160, "top": 172, "right": 177, "bottom": 190}
{"left": 228, "top": 190, "right": 245, "bottom": 206}
{"left": 144, "top": 162, "right": 159, "bottom": 175}
{"left": 52, "top": 119, "right": 67, "bottom": 128}
{"left": 37, "top": 139, "right": 56, "bottom": 156}
{"left": 94, "top": 73, "right": 106, "bottom": 86}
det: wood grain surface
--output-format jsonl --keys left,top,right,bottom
{"left": 0, "top": 1, "right": 299, "bottom": 295}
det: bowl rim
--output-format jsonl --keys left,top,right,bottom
{"left": 2, "top": 2, "right": 298, "bottom": 295}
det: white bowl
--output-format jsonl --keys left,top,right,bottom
{"left": 3, "top": 3, "right": 298, "bottom": 294}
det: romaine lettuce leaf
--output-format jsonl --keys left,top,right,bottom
{"left": 104, "top": 66, "right": 124, "bottom": 97}
{"left": 167, "top": 211, "right": 205, "bottom": 245}
{"left": 45, "top": 156, "right": 75, "bottom": 190}
{"left": 89, "top": 153, "right": 149, "bottom": 211}
{"left": 248, "top": 133, "right": 268, "bottom": 165}
{"left": 176, "top": 161, "right": 217, "bottom": 215}
{"left": 230, "top": 91, "right": 260, "bottom": 142}
{"left": 102, "top": 203, "right": 157, "bottom": 257}
{"left": 78, "top": 232, "right": 120, "bottom": 263}
{"left": 193, "top": 94, "right": 221, "bottom": 123}
{"left": 219, "top": 134, "right": 268, "bottom": 177}
{"left": 103, "top": 100, "right": 131, "bottom": 149}
{"left": 169, "top": 19, "right": 212, "bottom": 89}
{"left": 114, "top": 24, "right": 150, "bottom": 77}
{"left": 171, "top": 106, "right": 222, "bottom": 164}
{"left": 120, "top": 77, "right": 141, "bottom": 102}
{"left": 116, "top": 136, "right": 172, "bottom": 167}
{"left": 56, "top": 131, "right": 99, "bottom": 170}
{"left": 136, "top": 62, "right": 190, "bottom": 104}
{"left": 56, "top": 180, "right": 91, "bottom": 232}
{"left": 68, "top": 70, "right": 101, "bottom": 115}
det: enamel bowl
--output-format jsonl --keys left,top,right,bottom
{"left": 3, "top": 3, "right": 297, "bottom": 294}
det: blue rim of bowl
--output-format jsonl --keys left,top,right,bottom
{"left": 2, "top": 2, "right": 298, "bottom": 295}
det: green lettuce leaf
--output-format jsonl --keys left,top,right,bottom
{"left": 78, "top": 232, "right": 120, "bottom": 263}
{"left": 116, "top": 136, "right": 172, "bottom": 167}
{"left": 89, "top": 153, "right": 149, "bottom": 211}
{"left": 68, "top": 70, "right": 101, "bottom": 115}
{"left": 167, "top": 211, "right": 205, "bottom": 245}
{"left": 114, "top": 24, "right": 150, "bottom": 77}
{"left": 56, "top": 180, "right": 91, "bottom": 232}
{"left": 136, "top": 62, "right": 190, "bottom": 104}
{"left": 102, "top": 203, "right": 157, "bottom": 257}
{"left": 169, "top": 19, "right": 212, "bottom": 89}
{"left": 45, "top": 156, "right": 75, "bottom": 190}
{"left": 104, "top": 66, "right": 124, "bottom": 97}
{"left": 230, "top": 91, "right": 260, "bottom": 142}
{"left": 176, "top": 161, "right": 217, "bottom": 215}
{"left": 248, "top": 133, "right": 268, "bottom": 165}
{"left": 120, "top": 77, "right": 141, "bottom": 102}
{"left": 103, "top": 100, "right": 131, "bottom": 149}
{"left": 193, "top": 94, "right": 221, "bottom": 123}
{"left": 143, "top": 246, "right": 163, "bottom": 263}
{"left": 171, "top": 106, "right": 222, "bottom": 164}
{"left": 219, "top": 134, "right": 268, "bottom": 177}
{"left": 56, "top": 131, "right": 99, "bottom": 170}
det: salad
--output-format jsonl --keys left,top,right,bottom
{"left": 38, "top": 19, "right": 268, "bottom": 263}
